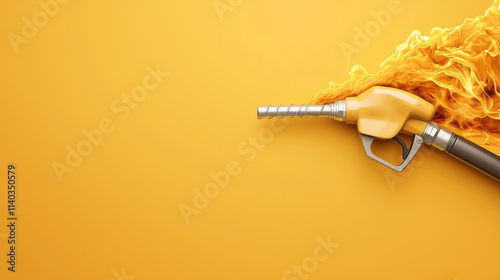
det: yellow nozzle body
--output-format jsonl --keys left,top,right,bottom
{"left": 345, "top": 86, "right": 435, "bottom": 139}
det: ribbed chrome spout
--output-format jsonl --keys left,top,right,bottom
{"left": 257, "top": 101, "right": 346, "bottom": 121}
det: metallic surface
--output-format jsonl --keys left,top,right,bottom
{"left": 257, "top": 101, "right": 346, "bottom": 121}
{"left": 422, "top": 122, "right": 500, "bottom": 181}
{"left": 422, "top": 121, "right": 456, "bottom": 151}
{"left": 360, "top": 133, "right": 424, "bottom": 172}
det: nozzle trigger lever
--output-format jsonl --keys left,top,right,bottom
{"left": 359, "top": 134, "right": 424, "bottom": 172}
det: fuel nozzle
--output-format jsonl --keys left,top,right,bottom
{"left": 257, "top": 86, "right": 434, "bottom": 172}
{"left": 256, "top": 86, "right": 500, "bottom": 180}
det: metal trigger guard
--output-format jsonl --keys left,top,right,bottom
{"left": 359, "top": 134, "right": 424, "bottom": 172}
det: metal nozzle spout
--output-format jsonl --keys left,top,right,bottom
{"left": 257, "top": 101, "right": 346, "bottom": 121}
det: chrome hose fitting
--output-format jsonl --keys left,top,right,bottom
{"left": 422, "top": 121, "right": 457, "bottom": 152}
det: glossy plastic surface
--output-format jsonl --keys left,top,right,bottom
{"left": 346, "top": 87, "right": 436, "bottom": 139}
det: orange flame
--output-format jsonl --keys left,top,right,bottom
{"left": 313, "top": 1, "right": 500, "bottom": 148}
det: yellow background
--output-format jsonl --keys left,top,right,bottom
{"left": 1, "top": 0, "right": 500, "bottom": 279}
